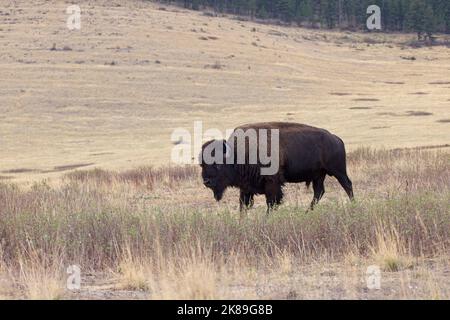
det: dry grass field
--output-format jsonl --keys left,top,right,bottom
{"left": 0, "top": 0, "right": 449, "bottom": 300}
{"left": 0, "top": 147, "right": 449, "bottom": 299}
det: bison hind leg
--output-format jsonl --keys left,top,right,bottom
{"left": 335, "top": 173, "right": 354, "bottom": 201}
{"left": 264, "top": 181, "right": 284, "bottom": 214}
{"left": 310, "top": 172, "right": 326, "bottom": 210}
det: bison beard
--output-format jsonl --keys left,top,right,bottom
{"left": 200, "top": 122, "right": 354, "bottom": 213}
{"left": 212, "top": 185, "right": 226, "bottom": 201}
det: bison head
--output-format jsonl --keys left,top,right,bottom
{"left": 199, "top": 140, "right": 233, "bottom": 201}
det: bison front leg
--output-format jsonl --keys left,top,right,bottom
{"left": 239, "top": 190, "right": 254, "bottom": 213}
{"left": 264, "top": 181, "right": 283, "bottom": 214}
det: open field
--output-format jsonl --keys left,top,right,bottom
{"left": 0, "top": 0, "right": 449, "bottom": 183}
{"left": 0, "top": 147, "right": 449, "bottom": 299}
{"left": 0, "top": 1, "right": 449, "bottom": 300}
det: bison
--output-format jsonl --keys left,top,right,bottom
{"left": 200, "top": 122, "right": 354, "bottom": 212}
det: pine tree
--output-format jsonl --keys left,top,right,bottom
{"left": 277, "top": 0, "right": 292, "bottom": 21}
{"left": 406, "top": 0, "right": 436, "bottom": 40}
{"left": 157, "top": 0, "right": 449, "bottom": 35}
{"left": 296, "top": 0, "right": 314, "bottom": 26}
{"left": 423, "top": 3, "right": 436, "bottom": 40}
{"left": 406, "top": 0, "right": 426, "bottom": 39}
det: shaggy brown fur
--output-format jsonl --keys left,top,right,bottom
{"left": 200, "top": 122, "right": 354, "bottom": 212}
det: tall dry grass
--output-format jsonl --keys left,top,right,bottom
{"left": 64, "top": 166, "right": 198, "bottom": 189}
{"left": 0, "top": 147, "right": 449, "bottom": 299}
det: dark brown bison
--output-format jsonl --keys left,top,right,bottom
{"left": 200, "top": 122, "right": 354, "bottom": 212}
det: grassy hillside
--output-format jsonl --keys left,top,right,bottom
{"left": 0, "top": 0, "right": 449, "bottom": 183}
